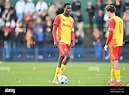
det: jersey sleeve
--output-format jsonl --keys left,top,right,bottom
{"left": 108, "top": 19, "right": 115, "bottom": 32}
{"left": 53, "top": 15, "right": 60, "bottom": 26}
{"left": 71, "top": 19, "right": 75, "bottom": 42}
{"left": 71, "top": 20, "right": 74, "bottom": 32}
{"left": 52, "top": 15, "right": 60, "bottom": 42}
{"left": 105, "top": 19, "right": 115, "bottom": 45}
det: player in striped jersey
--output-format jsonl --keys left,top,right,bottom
{"left": 104, "top": 5, "right": 124, "bottom": 86}
{"left": 52, "top": 3, "right": 75, "bottom": 84}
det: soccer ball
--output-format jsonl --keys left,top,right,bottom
{"left": 58, "top": 75, "right": 68, "bottom": 84}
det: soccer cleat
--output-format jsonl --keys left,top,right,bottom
{"left": 107, "top": 80, "right": 115, "bottom": 86}
{"left": 115, "top": 81, "right": 122, "bottom": 86}
{"left": 52, "top": 74, "right": 62, "bottom": 84}
{"left": 52, "top": 79, "right": 59, "bottom": 84}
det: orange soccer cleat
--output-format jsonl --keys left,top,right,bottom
{"left": 107, "top": 80, "right": 115, "bottom": 86}
{"left": 115, "top": 81, "right": 122, "bottom": 86}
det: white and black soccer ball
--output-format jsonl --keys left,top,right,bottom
{"left": 58, "top": 75, "right": 68, "bottom": 84}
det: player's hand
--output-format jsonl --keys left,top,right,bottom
{"left": 54, "top": 42, "right": 58, "bottom": 48}
{"left": 104, "top": 45, "right": 108, "bottom": 51}
{"left": 70, "top": 41, "right": 75, "bottom": 48}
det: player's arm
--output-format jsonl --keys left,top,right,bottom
{"left": 52, "top": 15, "right": 60, "bottom": 47}
{"left": 104, "top": 19, "right": 115, "bottom": 51}
{"left": 70, "top": 20, "right": 75, "bottom": 48}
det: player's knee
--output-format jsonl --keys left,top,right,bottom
{"left": 65, "top": 53, "right": 70, "bottom": 59}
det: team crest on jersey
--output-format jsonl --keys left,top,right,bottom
{"left": 64, "top": 48, "right": 67, "bottom": 51}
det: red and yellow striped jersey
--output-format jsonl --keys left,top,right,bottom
{"left": 53, "top": 14, "right": 74, "bottom": 44}
{"left": 108, "top": 16, "right": 124, "bottom": 47}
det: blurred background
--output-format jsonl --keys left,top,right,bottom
{"left": 0, "top": 0, "right": 129, "bottom": 62}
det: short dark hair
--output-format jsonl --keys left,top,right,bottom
{"left": 105, "top": 4, "right": 116, "bottom": 13}
{"left": 63, "top": 3, "right": 71, "bottom": 8}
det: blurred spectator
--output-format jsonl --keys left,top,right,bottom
{"left": 0, "top": 18, "right": 5, "bottom": 28}
{"left": 24, "top": 0, "right": 35, "bottom": 15}
{"left": 93, "top": 28, "right": 102, "bottom": 59}
{"left": 48, "top": 3, "right": 57, "bottom": 22}
{"left": 75, "top": 10, "right": 84, "bottom": 38}
{"left": 15, "top": 0, "right": 25, "bottom": 20}
{"left": 2, "top": 8, "right": 12, "bottom": 22}
{"left": 0, "top": 18, "right": 4, "bottom": 50}
{"left": 123, "top": 0, "right": 129, "bottom": 39}
{"left": 44, "top": 15, "right": 53, "bottom": 45}
{"left": 56, "top": 2, "right": 63, "bottom": 15}
{"left": 33, "top": 17, "right": 44, "bottom": 45}
{"left": 44, "top": 16, "right": 54, "bottom": 57}
{"left": 41, "top": 9, "right": 48, "bottom": 24}
{"left": 123, "top": 0, "right": 129, "bottom": 12}
{"left": 13, "top": 19, "right": 24, "bottom": 56}
{"left": 95, "top": 0, "right": 105, "bottom": 14}
{"left": 25, "top": 27, "right": 34, "bottom": 48}
{"left": 25, "top": 19, "right": 35, "bottom": 59}
{"left": 86, "top": 2, "right": 95, "bottom": 31}
{"left": 0, "top": 3, "right": 4, "bottom": 18}
{"left": 70, "top": 31, "right": 84, "bottom": 59}
{"left": 32, "top": 11, "right": 40, "bottom": 21}
{"left": 71, "top": 0, "right": 81, "bottom": 20}
{"left": 0, "top": 18, "right": 4, "bottom": 48}
{"left": 35, "top": 0, "right": 48, "bottom": 16}
{"left": 106, "top": 0, "right": 113, "bottom": 5}
{"left": 95, "top": 9, "right": 104, "bottom": 33}
{"left": 24, "top": 11, "right": 33, "bottom": 28}
{"left": 114, "top": 0, "right": 122, "bottom": 17}
{"left": 33, "top": 17, "right": 45, "bottom": 58}
{"left": 4, "top": 0, "right": 13, "bottom": 9}
{"left": 3, "top": 21, "right": 13, "bottom": 58}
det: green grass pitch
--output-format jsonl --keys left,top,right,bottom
{"left": 0, "top": 62, "right": 129, "bottom": 86}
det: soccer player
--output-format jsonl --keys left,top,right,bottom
{"left": 52, "top": 3, "right": 75, "bottom": 84}
{"left": 104, "top": 5, "right": 124, "bottom": 86}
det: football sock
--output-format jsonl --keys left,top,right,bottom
{"left": 110, "top": 69, "right": 115, "bottom": 81}
{"left": 60, "top": 64, "right": 66, "bottom": 75}
{"left": 53, "top": 67, "right": 60, "bottom": 80}
{"left": 115, "top": 70, "right": 121, "bottom": 82}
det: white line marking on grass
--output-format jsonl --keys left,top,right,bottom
{"left": 88, "top": 66, "right": 99, "bottom": 71}
{"left": 0, "top": 66, "right": 10, "bottom": 71}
